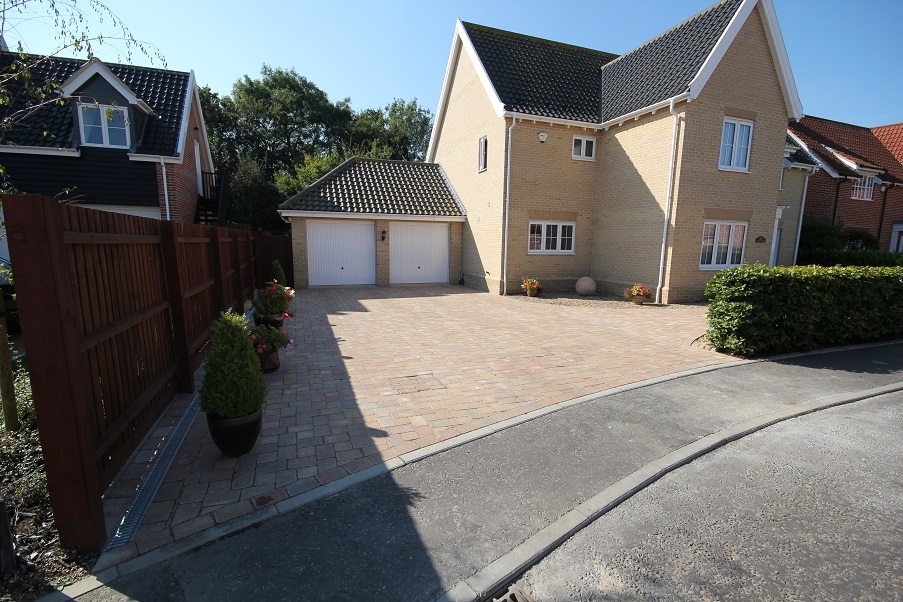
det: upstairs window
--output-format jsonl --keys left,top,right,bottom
{"left": 572, "top": 135, "right": 595, "bottom": 161}
{"left": 719, "top": 118, "right": 753, "bottom": 171}
{"left": 528, "top": 221, "right": 575, "bottom": 254}
{"left": 851, "top": 176, "right": 876, "bottom": 200}
{"left": 78, "top": 104, "right": 129, "bottom": 148}
{"left": 478, "top": 136, "right": 487, "bottom": 172}
{"left": 700, "top": 221, "right": 747, "bottom": 269}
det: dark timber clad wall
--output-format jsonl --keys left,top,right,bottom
{"left": 1, "top": 147, "right": 159, "bottom": 206}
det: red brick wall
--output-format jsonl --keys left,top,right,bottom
{"left": 803, "top": 170, "right": 903, "bottom": 248}
{"left": 154, "top": 91, "right": 213, "bottom": 223}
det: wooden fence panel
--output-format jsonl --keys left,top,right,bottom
{"left": 2, "top": 195, "right": 279, "bottom": 551}
{"left": 254, "top": 233, "right": 294, "bottom": 287}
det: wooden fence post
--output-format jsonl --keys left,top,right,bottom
{"left": 231, "top": 229, "right": 243, "bottom": 313}
{"left": 3, "top": 195, "right": 106, "bottom": 551}
{"left": 160, "top": 222, "right": 194, "bottom": 393}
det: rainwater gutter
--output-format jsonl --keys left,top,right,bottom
{"left": 655, "top": 98, "right": 680, "bottom": 305}
{"left": 502, "top": 114, "right": 516, "bottom": 295}
{"left": 159, "top": 156, "right": 171, "bottom": 220}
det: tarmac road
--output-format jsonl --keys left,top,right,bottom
{"left": 514, "top": 392, "right": 903, "bottom": 601}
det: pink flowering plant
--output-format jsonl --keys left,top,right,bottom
{"left": 624, "top": 282, "right": 653, "bottom": 300}
{"left": 521, "top": 277, "right": 542, "bottom": 294}
{"left": 249, "top": 324, "right": 290, "bottom": 354}
{"left": 253, "top": 280, "right": 296, "bottom": 316}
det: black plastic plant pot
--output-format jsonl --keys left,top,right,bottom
{"left": 206, "top": 408, "right": 263, "bottom": 457}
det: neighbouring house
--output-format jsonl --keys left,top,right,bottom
{"left": 0, "top": 54, "right": 224, "bottom": 228}
{"left": 787, "top": 116, "right": 903, "bottom": 252}
{"left": 279, "top": 157, "right": 465, "bottom": 286}
{"left": 427, "top": 0, "right": 807, "bottom": 302}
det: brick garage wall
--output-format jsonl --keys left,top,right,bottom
{"left": 376, "top": 219, "right": 390, "bottom": 286}
{"left": 665, "top": 5, "right": 790, "bottom": 303}
{"left": 432, "top": 47, "right": 507, "bottom": 293}
{"left": 449, "top": 220, "right": 463, "bottom": 283}
{"left": 289, "top": 217, "right": 308, "bottom": 287}
{"left": 155, "top": 93, "right": 213, "bottom": 223}
{"left": 593, "top": 110, "right": 678, "bottom": 297}
{"left": 776, "top": 168, "right": 809, "bottom": 265}
{"left": 505, "top": 120, "right": 599, "bottom": 292}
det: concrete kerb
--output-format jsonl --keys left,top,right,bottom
{"left": 40, "top": 339, "right": 903, "bottom": 601}
{"left": 436, "top": 380, "right": 903, "bottom": 602}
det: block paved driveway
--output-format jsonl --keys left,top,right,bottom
{"left": 107, "top": 286, "right": 738, "bottom": 563}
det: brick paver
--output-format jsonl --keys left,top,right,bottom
{"left": 103, "top": 287, "right": 737, "bottom": 562}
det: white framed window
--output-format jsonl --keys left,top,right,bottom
{"left": 699, "top": 221, "right": 747, "bottom": 269}
{"left": 572, "top": 135, "right": 595, "bottom": 161}
{"left": 478, "top": 136, "right": 487, "bottom": 172}
{"left": 891, "top": 223, "right": 903, "bottom": 253}
{"left": 528, "top": 221, "right": 575, "bottom": 254}
{"left": 851, "top": 175, "right": 876, "bottom": 201}
{"left": 719, "top": 118, "right": 753, "bottom": 171}
{"left": 78, "top": 103, "right": 129, "bottom": 148}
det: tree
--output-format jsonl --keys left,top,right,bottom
{"left": 228, "top": 156, "right": 287, "bottom": 231}
{"left": 0, "top": 0, "right": 162, "bottom": 430}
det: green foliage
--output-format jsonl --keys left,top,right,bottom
{"left": 200, "top": 311, "right": 267, "bottom": 420}
{"left": 0, "top": 370, "right": 49, "bottom": 510}
{"left": 797, "top": 248, "right": 903, "bottom": 267}
{"left": 799, "top": 219, "right": 880, "bottom": 253}
{"left": 705, "top": 264, "right": 903, "bottom": 357}
{"left": 249, "top": 325, "right": 290, "bottom": 354}
{"left": 274, "top": 149, "right": 349, "bottom": 197}
{"left": 227, "top": 156, "right": 287, "bottom": 231}
{"left": 253, "top": 281, "right": 294, "bottom": 315}
{"left": 844, "top": 229, "right": 880, "bottom": 250}
{"left": 271, "top": 260, "right": 287, "bottom": 286}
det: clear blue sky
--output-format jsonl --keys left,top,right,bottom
{"left": 6, "top": 0, "right": 902, "bottom": 126}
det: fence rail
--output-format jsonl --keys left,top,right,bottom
{"left": 3, "top": 195, "right": 283, "bottom": 551}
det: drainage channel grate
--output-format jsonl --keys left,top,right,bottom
{"left": 104, "top": 394, "right": 200, "bottom": 551}
{"left": 492, "top": 585, "right": 537, "bottom": 602}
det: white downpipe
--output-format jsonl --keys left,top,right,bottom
{"left": 792, "top": 167, "right": 814, "bottom": 265}
{"left": 769, "top": 205, "right": 791, "bottom": 267}
{"left": 159, "top": 156, "right": 171, "bottom": 221}
{"left": 655, "top": 99, "right": 680, "bottom": 305}
{"left": 502, "top": 115, "right": 516, "bottom": 295}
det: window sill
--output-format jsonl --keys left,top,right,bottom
{"left": 80, "top": 142, "right": 130, "bottom": 149}
{"left": 718, "top": 166, "right": 749, "bottom": 173}
{"left": 571, "top": 156, "right": 595, "bottom": 162}
{"left": 528, "top": 251, "right": 577, "bottom": 256}
{"left": 699, "top": 264, "right": 742, "bottom": 271}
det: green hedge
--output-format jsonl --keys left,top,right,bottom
{"left": 705, "top": 264, "right": 903, "bottom": 357}
{"left": 797, "top": 248, "right": 903, "bottom": 267}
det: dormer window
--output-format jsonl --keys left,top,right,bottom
{"left": 78, "top": 104, "right": 129, "bottom": 148}
{"left": 851, "top": 175, "right": 876, "bottom": 201}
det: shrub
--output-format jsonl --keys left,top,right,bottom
{"left": 249, "top": 324, "right": 290, "bottom": 354}
{"left": 705, "top": 264, "right": 903, "bottom": 357}
{"left": 200, "top": 311, "right": 267, "bottom": 419}
{"left": 252, "top": 281, "right": 295, "bottom": 316}
{"left": 797, "top": 248, "right": 903, "bottom": 268}
{"left": 271, "top": 260, "right": 288, "bottom": 286}
{"left": 0, "top": 370, "right": 49, "bottom": 510}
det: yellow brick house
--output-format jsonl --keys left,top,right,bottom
{"left": 427, "top": 0, "right": 808, "bottom": 302}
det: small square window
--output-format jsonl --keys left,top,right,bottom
{"left": 78, "top": 104, "right": 130, "bottom": 148}
{"left": 528, "top": 221, "right": 576, "bottom": 255}
{"left": 719, "top": 118, "right": 752, "bottom": 171}
{"left": 572, "top": 135, "right": 595, "bottom": 161}
{"left": 478, "top": 136, "right": 487, "bottom": 172}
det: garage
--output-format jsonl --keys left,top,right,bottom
{"left": 279, "top": 157, "right": 465, "bottom": 287}
{"left": 307, "top": 220, "right": 376, "bottom": 285}
{"left": 390, "top": 222, "right": 449, "bottom": 284}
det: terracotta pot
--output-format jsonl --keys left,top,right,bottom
{"left": 259, "top": 348, "right": 280, "bottom": 374}
{"left": 527, "top": 289, "right": 539, "bottom": 297}
{"left": 207, "top": 408, "right": 263, "bottom": 457}
{"left": 632, "top": 295, "right": 646, "bottom": 305}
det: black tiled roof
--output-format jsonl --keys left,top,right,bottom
{"left": 280, "top": 158, "right": 465, "bottom": 217}
{"left": 599, "top": 0, "right": 743, "bottom": 120}
{"left": 0, "top": 53, "right": 189, "bottom": 156}
{"left": 785, "top": 135, "right": 817, "bottom": 166}
{"left": 462, "top": 22, "right": 617, "bottom": 123}
{"left": 462, "top": 0, "right": 744, "bottom": 124}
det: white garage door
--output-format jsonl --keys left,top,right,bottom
{"left": 308, "top": 221, "right": 376, "bottom": 285}
{"left": 390, "top": 222, "right": 449, "bottom": 284}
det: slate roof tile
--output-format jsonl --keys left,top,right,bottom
{"left": 0, "top": 52, "right": 190, "bottom": 156}
{"left": 280, "top": 158, "right": 465, "bottom": 217}
{"left": 462, "top": 0, "right": 744, "bottom": 124}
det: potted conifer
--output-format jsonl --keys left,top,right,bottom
{"left": 200, "top": 310, "right": 267, "bottom": 457}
